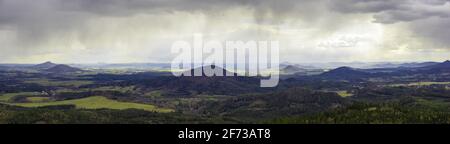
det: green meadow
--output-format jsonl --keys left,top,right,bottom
{"left": 26, "top": 97, "right": 51, "bottom": 102}
{"left": 336, "top": 91, "right": 353, "bottom": 97}
{"left": 8, "top": 96, "right": 173, "bottom": 113}
{"left": 0, "top": 92, "right": 41, "bottom": 102}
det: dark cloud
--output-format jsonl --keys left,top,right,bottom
{"left": 0, "top": 0, "right": 449, "bottom": 62}
{"left": 329, "top": 0, "right": 405, "bottom": 13}
{"left": 0, "top": 0, "right": 325, "bottom": 24}
{"left": 330, "top": 0, "right": 450, "bottom": 23}
{"left": 0, "top": 0, "right": 328, "bottom": 46}
{"left": 409, "top": 17, "right": 450, "bottom": 46}
{"left": 330, "top": 0, "right": 450, "bottom": 49}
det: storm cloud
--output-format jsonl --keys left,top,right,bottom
{"left": 330, "top": 0, "right": 450, "bottom": 48}
{"left": 0, "top": 0, "right": 449, "bottom": 63}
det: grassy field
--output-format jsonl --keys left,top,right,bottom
{"left": 0, "top": 92, "right": 41, "bottom": 102}
{"left": 10, "top": 96, "right": 174, "bottom": 113}
{"left": 26, "top": 97, "right": 51, "bottom": 102}
{"left": 336, "top": 91, "right": 353, "bottom": 97}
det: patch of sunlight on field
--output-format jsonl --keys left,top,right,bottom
{"left": 24, "top": 78, "right": 93, "bottom": 87}
{"left": 11, "top": 96, "right": 174, "bottom": 113}
{"left": 0, "top": 92, "right": 41, "bottom": 102}
{"left": 336, "top": 91, "right": 353, "bottom": 97}
{"left": 26, "top": 97, "right": 51, "bottom": 102}
{"left": 390, "top": 82, "right": 450, "bottom": 87}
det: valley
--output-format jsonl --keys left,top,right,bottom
{"left": 0, "top": 61, "right": 450, "bottom": 124}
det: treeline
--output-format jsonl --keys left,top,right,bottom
{"left": 353, "top": 85, "right": 450, "bottom": 102}
{"left": 0, "top": 104, "right": 239, "bottom": 124}
{"left": 198, "top": 87, "right": 349, "bottom": 120}
{"left": 268, "top": 101, "right": 450, "bottom": 124}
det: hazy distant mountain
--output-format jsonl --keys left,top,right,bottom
{"left": 31, "top": 61, "right": 58, "bottom": 69}
{"left": 423, "top": 60, "right": 450, "bottom": 69}
{"left": 400, "top": 62, "right": 439, "bottom": 68}
{"left": 416, "top": 60, "right": 450, "bottom": 73}
{"left": 371, "top": 62, "right": 438, "bottom": 68}
{"left": 281, "top": 65, "right": 305, "bottom": 74}
{"left": 70, "top": 63, "right": 172, "bottom": 70}
{"left": 314, "top": 60, "right": 450, "bottom": 81}
{"left": 0, "top": 66, "right": 7, "bottom": 70}
{"left": 44, "top": 64, "right": 83, "bottom": 73}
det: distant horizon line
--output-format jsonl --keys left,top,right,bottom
{"left": 0, "top": 60, "right": 448, "bottom": 65}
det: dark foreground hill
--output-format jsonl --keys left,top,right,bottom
{"left": 140, "top": 65, "right": 268, "bottom": 96}
{"left": 200, "top": 87, "right": 349, "bottom": 119}
{"left": 85, "top": 65, "right": 271, "bottom": 96}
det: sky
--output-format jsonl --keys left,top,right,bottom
{"left": 0, "top": 0, "right": 449, "bottom": 64}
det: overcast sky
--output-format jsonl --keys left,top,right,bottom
{"left": 0, "top": 0, "right": 449, "bottom": 63}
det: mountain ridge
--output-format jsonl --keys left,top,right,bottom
{"left": 31, "top": 61, "right": 58, "bottom": 69}
{"left": 43, "top": 64, "right": 83, "bottom": 73}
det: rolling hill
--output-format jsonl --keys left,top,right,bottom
{"left": 319, "top": 67, "right": 370, "bottom": 80}
{"left": 44, "top": 64, "right": 84, "bottom": 73}
{"left": 281, "top": 65, "right": 305, "bottom": 74}
{"left": 31, "top": 61, "right": 58, "bottom": 69}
